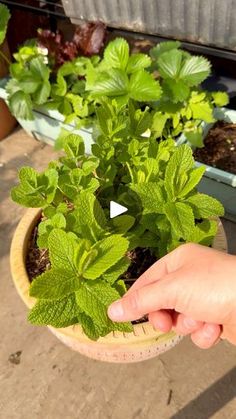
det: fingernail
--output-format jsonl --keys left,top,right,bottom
{"left": 203, "top": 324, "right": 216, "bottom": 339}
{"left": 108, "top": 301, "right": 124, "bottom": 320}
{"left": 183, "top": 318, "right": 198, "bottom": 329}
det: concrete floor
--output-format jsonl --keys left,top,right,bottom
{"left": 1, "top": 129, "right": 236, "bottom": 419}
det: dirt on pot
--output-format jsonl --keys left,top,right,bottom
{"left": 194, "top": 121, "right": 236, "bottom": 174}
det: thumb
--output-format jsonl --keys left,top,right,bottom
{"left": 108, "top": 270, "right": 181, "bottom": 322}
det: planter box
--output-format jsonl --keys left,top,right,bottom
{"left": 62, "top": 0, "right": 236, "bottom": 51}
{"left": 0, "top": 78, "right": 94, "bottom": 154}
{"left": 180, "top": 108, "right": 236, "bottom": 222}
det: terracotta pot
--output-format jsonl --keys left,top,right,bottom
{"left": 0, "top": 40, "right": 17, "bottom": 140}
{"left": 0, "top": 98, "right": 16, "bottom": 140}
{"left": 10, "top": 208, "right": 227, "bottom": 363}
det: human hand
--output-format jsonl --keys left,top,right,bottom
{"left": 108, "top": 243, "right": 236, "bottom": 349}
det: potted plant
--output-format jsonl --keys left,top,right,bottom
{"left": 1, "top": 36, "right": 228, "bottom": 152}
{"left": 0, "top": 4, "right": 16, "bottom": 140}
{"left": 10, "top": 99, "right": 226, "bottom": 363}
{"left": 147, "top": 42, "right": 236, "bottom": 221}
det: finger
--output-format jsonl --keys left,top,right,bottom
{"left": 148, "top": 310, "right": 173, "bottom": 333}
{"left": 108, "top": 271, "right": 180, "bottom": 322}
{"left": 172, "top": 313, "right": 204, "bottom": 336}
{"left": 191, "top": 323, "right": 222, "bottom": 349}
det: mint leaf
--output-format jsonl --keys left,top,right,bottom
{"left": 77, "top": 312, "right": 106, "bottom": 340}
{"left": 102, "top": 257, "right": 131, "bottom": 284}
{"left": 164, "top": 145, "right": 194, "bottom": 199}
{"left": 131, "top": 183, "right": 165, "bottom": 214}
{"left": 76, "top": 281, "right": 132, "bottom": 333}
{"left": 187, "top": 193, "right": 224, "bottom": 218}
{"left": 187, "top": 219, "right": 218, "bottom": 246}
{"left": 29, "top": 269, "right": 80, "bottom": 299}
{"left": 11, "top": 167, "right": 58, "bottom": 208}
{"left": 129, "top": 70, "right": 162, "bottom": 102}
{"left": 28, "top": 294, "right": 78, "bottom": 328}
{"left": 103, "top": 38, "right": 129, "bottom": 70}
{"left": 83, "top": 235, "right": 129, "bottom": 280}
{"left": 177, "top": 166, "right": 205, "bottom": 198}
{"left": 111, "top": 215, "right": 135, "bottom": 233}
{"left": 164, "top": 201, "right": 195, "bottom": 239}
{"left": 74, "top": 193, "right": 107, "bottom": 242}
{"left": 48, "top": 229, "right": 77, "bottom": 272}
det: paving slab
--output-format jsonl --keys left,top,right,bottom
{"left": 1, "top": 129, "right": 236, "bottom": 419}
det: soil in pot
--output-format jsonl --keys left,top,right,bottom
{"left": 194, "top": 121, "right": 236, "bottom": 174}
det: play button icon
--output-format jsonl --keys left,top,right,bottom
{"left": 110, "top": 201, "right": 128, "bottom": 219}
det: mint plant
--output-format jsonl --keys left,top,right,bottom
{"left": 11, "top": 99, "right": 224, "bottom": 339}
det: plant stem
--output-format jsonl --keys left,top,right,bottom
{"left": 0, "top": 49, "right": 11, "bottom": 66}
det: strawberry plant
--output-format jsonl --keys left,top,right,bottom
{"left": 11, "top": 99, "right": 224, "bottom": 340}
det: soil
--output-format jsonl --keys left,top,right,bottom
{"left": 194, "top": 121, "right": 236, "bottom": 174}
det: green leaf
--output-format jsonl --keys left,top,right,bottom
{"left": 211, "top": 91, "right": 229, "bottom": 107}
{"left": 129, "top": 70, "right": 162, "bottom": 102}
{"left": 8, "top": 90, "right": 34, "bottom": 120}
{"left": 83, "top": 235, "right": 129, "bottom": 280}
{"left": 163, "top": 79, "right": 190, "bottom": 102}
{"left": 131, "top": 183, "right": 165, "bottom": 214}
{"left": 34, "top": 80, "right": 51, "bottom": 105}
{"left": 187, "top": 219, "right": 218, "bottom": 246}
{"left": 91, "top": 69, "right": 129, "bottom": 97}
{"left": 74, "top": 193, "right": 107, "bottom": 242}
{"left": 177, "top": 166, "right": 205, "bottom": 198}
{"left": 0, "top": 4, "right": 10, "bottom": 46}
{"left": 111, "top": 215, "right": 135, "bottom": 233}
{"left": 28, "top": 294, "right": 78, "bottom": 328}
{"left": 103, "top": 257, "right": 131, "bottom": 284}
{"left": 186, "top": 193, "right": 224, "bottom": 218}
{"left": 11, "top": 167, "right": 58, "bottom": 207}
{"left": 103, "top": 38, "right": 129, "bottom": 70}
{"left": 152, "top": 112, "right": 169, "bottom": 137}
{"left": 63, "top": 134, "right": 85, "bottom": 159}
{"left": 185, "top": 128, "right": 204, "bottom": 148}
{"left": 150, "top": 41, "right": 181, "bottom": 60}
{"left": 158, "top": 49, "right": 183, "bottom": 79}
{"left": 179, "top": 56, "right": 211, "bottom": 86}
{"left": 190, "top": 101, "right": 215, "bottom": 123}
{"left": 77, "top": 312, "right": 105, "bottom": 340}
{"left": 29, "top": 269, "right": 80, "bottom": 299}
{"left": 164, "top": 145, "right": 194, "bottom": 199}
{"left": 76, "top": 281, "right": 132, "bottom": 333}
{"left": 164, "top": 201, "right": 195, "bottom": 238}
{"left": 126, "top": 54, "right": 151, "bottom": 73}
{"left": 48, "top": 229, "right": 77, "bottom": 272}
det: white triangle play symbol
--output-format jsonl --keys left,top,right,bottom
{"left": 110, "top": 201, "right": 128, "bottom": 219}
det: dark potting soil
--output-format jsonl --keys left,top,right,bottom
{"left": 193, "top": 121, "right": 236, "bottom": 174}
{"left": 26, "top": 226, "right": 157, "bottom": 325}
